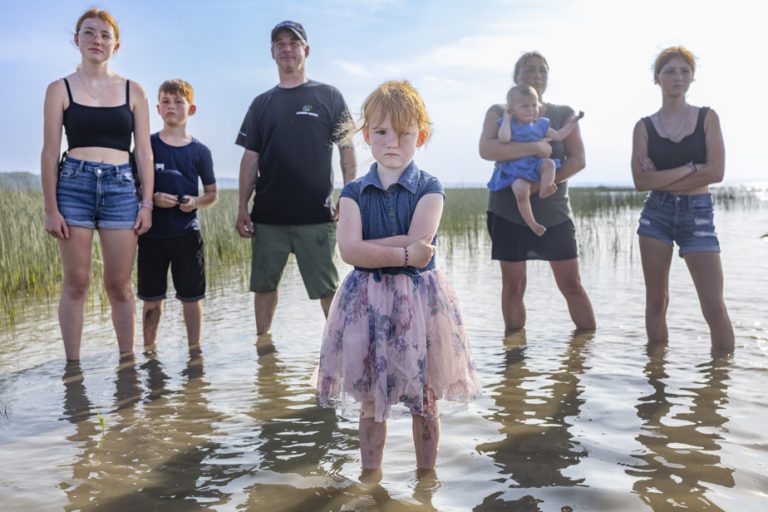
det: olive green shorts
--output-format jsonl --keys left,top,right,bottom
{"left": 250, "top": 222, "right": 339, "bottom": 299}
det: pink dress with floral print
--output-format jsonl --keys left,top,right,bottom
{"left": 316, "top": 268, "right": 481, "bottom": 422}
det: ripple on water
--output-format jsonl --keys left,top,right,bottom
{"left": 1, "top": 200, "right": 768, "bottom": 510}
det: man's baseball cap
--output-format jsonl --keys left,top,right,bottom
{"left": 271, "top": 21, "right": 307, "bottom": 45}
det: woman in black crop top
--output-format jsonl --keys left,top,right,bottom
{"left": 631, "top": 46, "right": 734, "bottom": 354}
{"left": 40, "top": 8, "right": 154, "bottom": 361}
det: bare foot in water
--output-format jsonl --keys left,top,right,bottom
{"left": 539, "top": 182, "right": 558, "bottom": 199}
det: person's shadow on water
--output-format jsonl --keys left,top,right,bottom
{"left": 627, "top": 345, "right": 734, "bottom": 510}
{"left": 474, "top": 329, "right": 594, "bottom": 512}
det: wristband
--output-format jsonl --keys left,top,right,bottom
{"left": 139, "top": 200, "right": 154, "bottom": 210}
{"left": 688, "top": 161, "right": 698, "bottom": 173}
{"left": 404, "top": 247, "right": 409, "bottom": 267}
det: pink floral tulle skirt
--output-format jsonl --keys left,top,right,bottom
{"left": 316, "top": 269, "right": 481, "bottom": 422}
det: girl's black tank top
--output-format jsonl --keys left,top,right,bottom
{"left": 62, "top": 77, "right": 133, "bottom": 152}
{"left": 642, "top": 106, "right": 709, "bottom": 170}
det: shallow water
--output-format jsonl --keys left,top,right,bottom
{"left": 1, "top": 195, "right": 767, "bottom": 511}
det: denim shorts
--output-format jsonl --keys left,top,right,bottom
{"left": 637, "top": 191, "right": 720, "bottom": 256}
{"left": 56, "top": 157, "right": 138, "bottom": 230}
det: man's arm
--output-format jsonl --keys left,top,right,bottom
{"left": 235, "top": 149, "right": 259, "bottom": 237}
{"left": 339, "top": 145, "right": 356, "bottom": 185}
{"left": 332, "top": 145, "right": 357, "bottom": 222}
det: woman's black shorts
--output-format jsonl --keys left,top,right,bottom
{"left": 486, "top": 212, "right": 578, "bottom": 262}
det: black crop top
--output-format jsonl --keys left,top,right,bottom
{"left": 642, "top": 107, "right": 709, "bottom": 171}
{"left": 62, "top": 77, "right": 134, "bottom": 152}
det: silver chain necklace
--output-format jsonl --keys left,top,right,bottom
{"left": 657, "top": 105, "right": 691, "bottom": 141}
{"left": 77, "top": 69, "right": 112, "bottom": 101}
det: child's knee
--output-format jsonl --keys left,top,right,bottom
{"left": 511, "top": 180, "right": 529, "bottom": 197}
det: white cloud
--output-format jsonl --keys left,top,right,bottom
{"left": 334, "top": 60, "right": 373, "bottom": 77}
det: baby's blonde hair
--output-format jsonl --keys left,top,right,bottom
{"left": 337, "top": 80, "right": 432, "bottom": 145}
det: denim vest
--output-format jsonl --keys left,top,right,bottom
{"left": 341, "top": 161, "right": 444, "bottom": 279}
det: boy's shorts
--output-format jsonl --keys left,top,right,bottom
{"left": 250, "top": 223, "right": 339, "bottom": 300}
{"left": 138, "top": 230, "right": 206, "bottom": 302}
{"left": 56, "top": 157, "right": 138, "bottom": 230}
{"left": 637, "top": 191, "right": 720, "bottom": 257}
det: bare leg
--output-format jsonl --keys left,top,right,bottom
{"left": 58, "top": 227, "right": 94, "bottom": 361}
{"left": 254, "top": 291, "right": 278, "bottom": 335}
{"left": 99, "top": 229, "right": 138, "bottom": 355}
{"left": 511, "top": 179, "right": 546, "bottom": 236}
{"left": 182, "top": 300, "right": 203, "bottom": 349}
{"left": 684, "top": 252, "right": 735, "bottom": 354}
{"left": 538, "top": 159, "right": 558, "bottom": 198}
{"left": 320, "top": 293, "right": 334, "bottom": 318}
{"left": 499, "top": 260, "right": 527, "bottom": 332}
{"left": 639, "top": 236, "right": 673, "bottom": 344}
{"left": 550, "top": 258, "right": 596, "bottom": 330}
{"left": 142, "top": 300, "right": 163, "bottom": 352}
{"left": 359, "top": 415, "right": 387, "bottom": 470}
{"left": 412, "top": 415, "right": 440, "bottom": 470}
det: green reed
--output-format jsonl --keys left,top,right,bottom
{"left": 0, "top": 189, "right": 250, "bottom": 324}
{"left": 0, "top": 189, "right": 62, "bottom": 322}
{"left": 1, "top": 185, "right": 763, "bottom": 324}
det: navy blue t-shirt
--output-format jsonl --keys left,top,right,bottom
{"left": 143, "top": 133, "right": 216, "bottom": 239}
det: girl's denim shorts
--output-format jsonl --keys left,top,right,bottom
{"left": 636, "top": 190, "right": 720, "bottom": 257}
{"left": 56, "top": 157, "right": 138, "bottom": 230}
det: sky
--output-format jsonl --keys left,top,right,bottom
{"left": 0, "top": 0, "right": 764, "bottom": 187}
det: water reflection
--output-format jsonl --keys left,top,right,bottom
{"left": 475, "top": 330, "right": 593, "bottom": 510}
{"left": 137, "top": 353, "right": 225, "bottom": 509}
{"left": 233, "top": 334, "right": 344, "bottom": 509}
{"left": 628, "top": 346, "right": 734, "bottom": 510}
{"left": 60, "top": 362, "right": 99, "bottom": 509}
{"left": 61, "top": 354, "right": 224, "bottom": 510}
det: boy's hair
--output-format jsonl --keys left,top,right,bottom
{"left": 337, "top": 80, "right": 432, "bottom": 145}
{"left": 506, "top": 84, "right": 539, "bottom": 106}
{"left": 75, "top": 9, "right": 120, "bottom": 42}
{"left": 653, "top": 46, "right": 697, "bottom": 81}
{"left": 158, "top": 79, "right": 194, "bottom": 103}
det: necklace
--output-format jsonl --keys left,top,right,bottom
{"left": 657, "top": 105, "right": 691, "bottom": 141}
{"left": 77, "top": 69, "right": 112, "bottom": 101}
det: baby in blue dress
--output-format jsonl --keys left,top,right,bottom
{"left": 488, "top": 85, "right": 583, "bottom": 236}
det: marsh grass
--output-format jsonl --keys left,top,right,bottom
{"left": 1, "top": 185, "right": 763, "bottom": 324}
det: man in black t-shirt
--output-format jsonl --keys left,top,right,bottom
{"left": 235, "top": 20, "right": 356, "bottom": 339}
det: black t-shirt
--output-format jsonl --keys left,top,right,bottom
{"left": 235, "top": 80, "right": 350, "bottom": 224}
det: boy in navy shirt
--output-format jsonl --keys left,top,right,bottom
{"left": 138, "top": 79, "right": 217, "bottom": 353}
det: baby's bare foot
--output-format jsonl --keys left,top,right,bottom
{"left": 539, "top": 183, "right": 558, "bottom": 199}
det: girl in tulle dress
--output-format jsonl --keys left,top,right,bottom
{"left": 316, "top": 80, "right": 480, "bottom": 473}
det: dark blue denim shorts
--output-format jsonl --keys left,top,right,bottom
{"left": 637, "top": 191, "right": 720, "bottom": 257}
{"left": 56, "top": 157, "right": 138, "bottom": 230}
